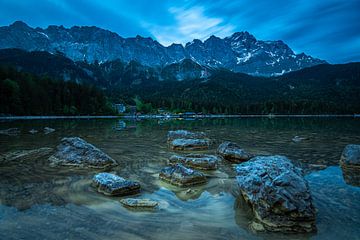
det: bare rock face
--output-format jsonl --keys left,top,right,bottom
{"left": 120, "top": 198, "right": 158, "bottom": 209}
{"left": 170, "top": 138, "right": 210, "bottom": 151}
{"left": 236, "top": 155, "right": 316, "bottom": 233}
{"left": 92, "top": 173, "right": 140, "bottom": 196}
{"left": 0, "top": 147, "right": 53, "bottom": 164}
{"left": 340, "top": 144, "right": 360, "bottom": 186}
{"left": 159, "top": 164, "right": 207, "bottom": 187}
{"left": 217, "top": 142, "right": 252, "bottom": 163}
{"left": 169, "top": 154, "right": 219, "bottom": 170}
{"left": 48, "top": 137, "right": 117, "bottom": 168}
{"left": 167, "top": 130, "right": 207, "bottom": 142}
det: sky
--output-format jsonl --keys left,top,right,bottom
{"left": 0, "top": 0, "right": 359, "bottom": 63}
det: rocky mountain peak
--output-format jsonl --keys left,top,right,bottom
{"left": 0, "top": 21, "right": 327, "bottom": 76}
{"left": 9, "top": 20, "right": 30, "bottom": 29}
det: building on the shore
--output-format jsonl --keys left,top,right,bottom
{"left": 114, "top": 104, "right": 126, "bottom": 113}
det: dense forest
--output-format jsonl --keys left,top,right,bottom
{"left": 0, "top": 66, "right": 114, "bottom": 115}
{"left": 111, "top": 67, "right": 360, "bottom": 114}
{"left": 0, "top": 49, "right": 359, "bottom": 115}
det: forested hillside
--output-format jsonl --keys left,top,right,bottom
{"left": 0, "top": 66, "right": 114, "bottom": 115}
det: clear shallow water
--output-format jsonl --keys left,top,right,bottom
{"left": 0, "top": 118, "right": 359, "bottom": 240}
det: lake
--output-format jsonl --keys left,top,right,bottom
{"left": 0, "top": 118, "right": 360, "bottom": 240}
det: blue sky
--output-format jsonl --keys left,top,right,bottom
{"left": 0, "top": 0, "right": 359, "bottom": 63}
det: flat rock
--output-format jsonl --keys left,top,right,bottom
{"left": 0, "top": 147, "right": 53, "bottom": 164}
{"left": 159, "top": 163, "right": 207, "bottom": 187}
{"left": 48, "top": 137, "right": 117, "bottom": 168}
{"left": 217, "top": 142, "right": 252, "bottom": 163}
{"left": 170, "top": 138, "right": 210, "bottom": 151}
{"left": 340, "top": 144, "right": 360, "bottom": 186}
{"left": 169, "top": 154, "right": 219, "bottom": 170}
{"left": 120, "top": 198, "right": 158, "bottom": 209}
{"left": 0, "top": 128, "right": 20, "bottom": 136}
{"left": 167, "top": 130, "right": 207, "bottom": 142}
{"left": 92, "top": 172, "right": 140, "bottom": 196}
{"left": 236, "top": 155, "right": 316, "bottom": 233}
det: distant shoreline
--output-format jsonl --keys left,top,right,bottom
{"left": 0, "top": 114, "right": 359, "bottom": 120}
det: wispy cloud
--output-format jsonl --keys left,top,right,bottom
{"left": 145, "top": 6, "right": 235, "bottom": 46}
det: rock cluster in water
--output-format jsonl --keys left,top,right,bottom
{"left": 236, "top": 155, "right": 316, "bottom": 233}
{"left": 169, "top": 154, "right": 219, "bottom": 170}
{"left": 217, "top": 141, "right": 252, "bottom": 163}
{"left": 92, "top": 172, "right": 141, "bottom": 196}
{"left": 340, "top": 144, "right": 360, "bottom": 186}
{"left": 48, "top": 137, "right": 118, "bottom": 168}
{"left": 1, "top": 127, "right": 322, "bottom": 232}
{"left": 161, "top": 130, "right": 215, "bottom": 187}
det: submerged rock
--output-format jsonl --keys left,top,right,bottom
{"left": 48, "top": 137, "right": 117, "bottom": 168}
{"left": 236, "top": 155, "right": 316, "bottom": 233}
{"left": 217, "top": 142, "right": 252, "bottom": 163}
{"left": 167, "top": 130, "right": 207, "bottom": 142}
{"left": 340, "top": 144, "right": 360, "bottom": 186}
{"left": 120, "top": 198, "right": 158, "bottom": 209}
{"left": 92, "top": 172, "right": 141, "bottom": 196}
{"left": 29, "top": 129, "right": 38, "bottom": 134}
{"left": 159, "top": 164, "right": 207, "bottom": 187}
{"left": 170, "top": 138, "right": 210, "bottom": 151}
{"left": 0, "top": 147, "right": 53, "bottom": 164}
{"left": 44, "top": 127, "right": 55, "bottom": 134}
{"left": 0, "top": 128, "right": 20, "bottom": 136}
{"left": 169, "top": 154, "right": 219, "bottom": 170}
{"left": 292, "top": 136, "right": 308, "bottom": 143}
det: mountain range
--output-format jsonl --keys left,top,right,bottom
{"left": 0, "top": 21, "right": 326, "bottom": 76}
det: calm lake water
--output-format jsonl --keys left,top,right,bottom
{"left": 0, "top": 118, "right": 360, "bottom": 240}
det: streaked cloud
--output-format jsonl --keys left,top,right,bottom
{"left": 145, "top": 6, "right": 235, "bottom": 46}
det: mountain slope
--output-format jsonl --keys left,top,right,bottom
{"left": 0, "top": 48, "right": 358, "bottom": 114}
{"left": 0, "top": 21, "right": 326, "bottom": 76}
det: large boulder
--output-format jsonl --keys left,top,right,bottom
{"left": 92, "top": 172, "right": 140, "bottom": 196}
{"left": 236, "top": 155, "right": 316, "bottom": 233}
{"left": 48, "top": 137, "right": 117, "bottom": 168}
{"left": 340, "top": 144, "right": 360, "bottom": 186}
{"left": 159, "top": 164, "right": 207, "bottom": 187}
{"left": 167, "top": 130, "right": 207, "bottom": 142}
{"left": 0, "top": 147, "right": 53, "bottom": 164}
{"left": 169, "top": 154, "right": 219, "bottom": 170}
{"left": 217, "top": 142, "right": 252, "bottom": 163}
{"left": 170, "top": 138, "right": 210, "bottom": 151}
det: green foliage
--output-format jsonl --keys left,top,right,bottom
{"left": 133, "top": 96, "right": 153, "bottom": 113}
{"left": 0, "top": 66, "right": 115, "bottom": 116}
